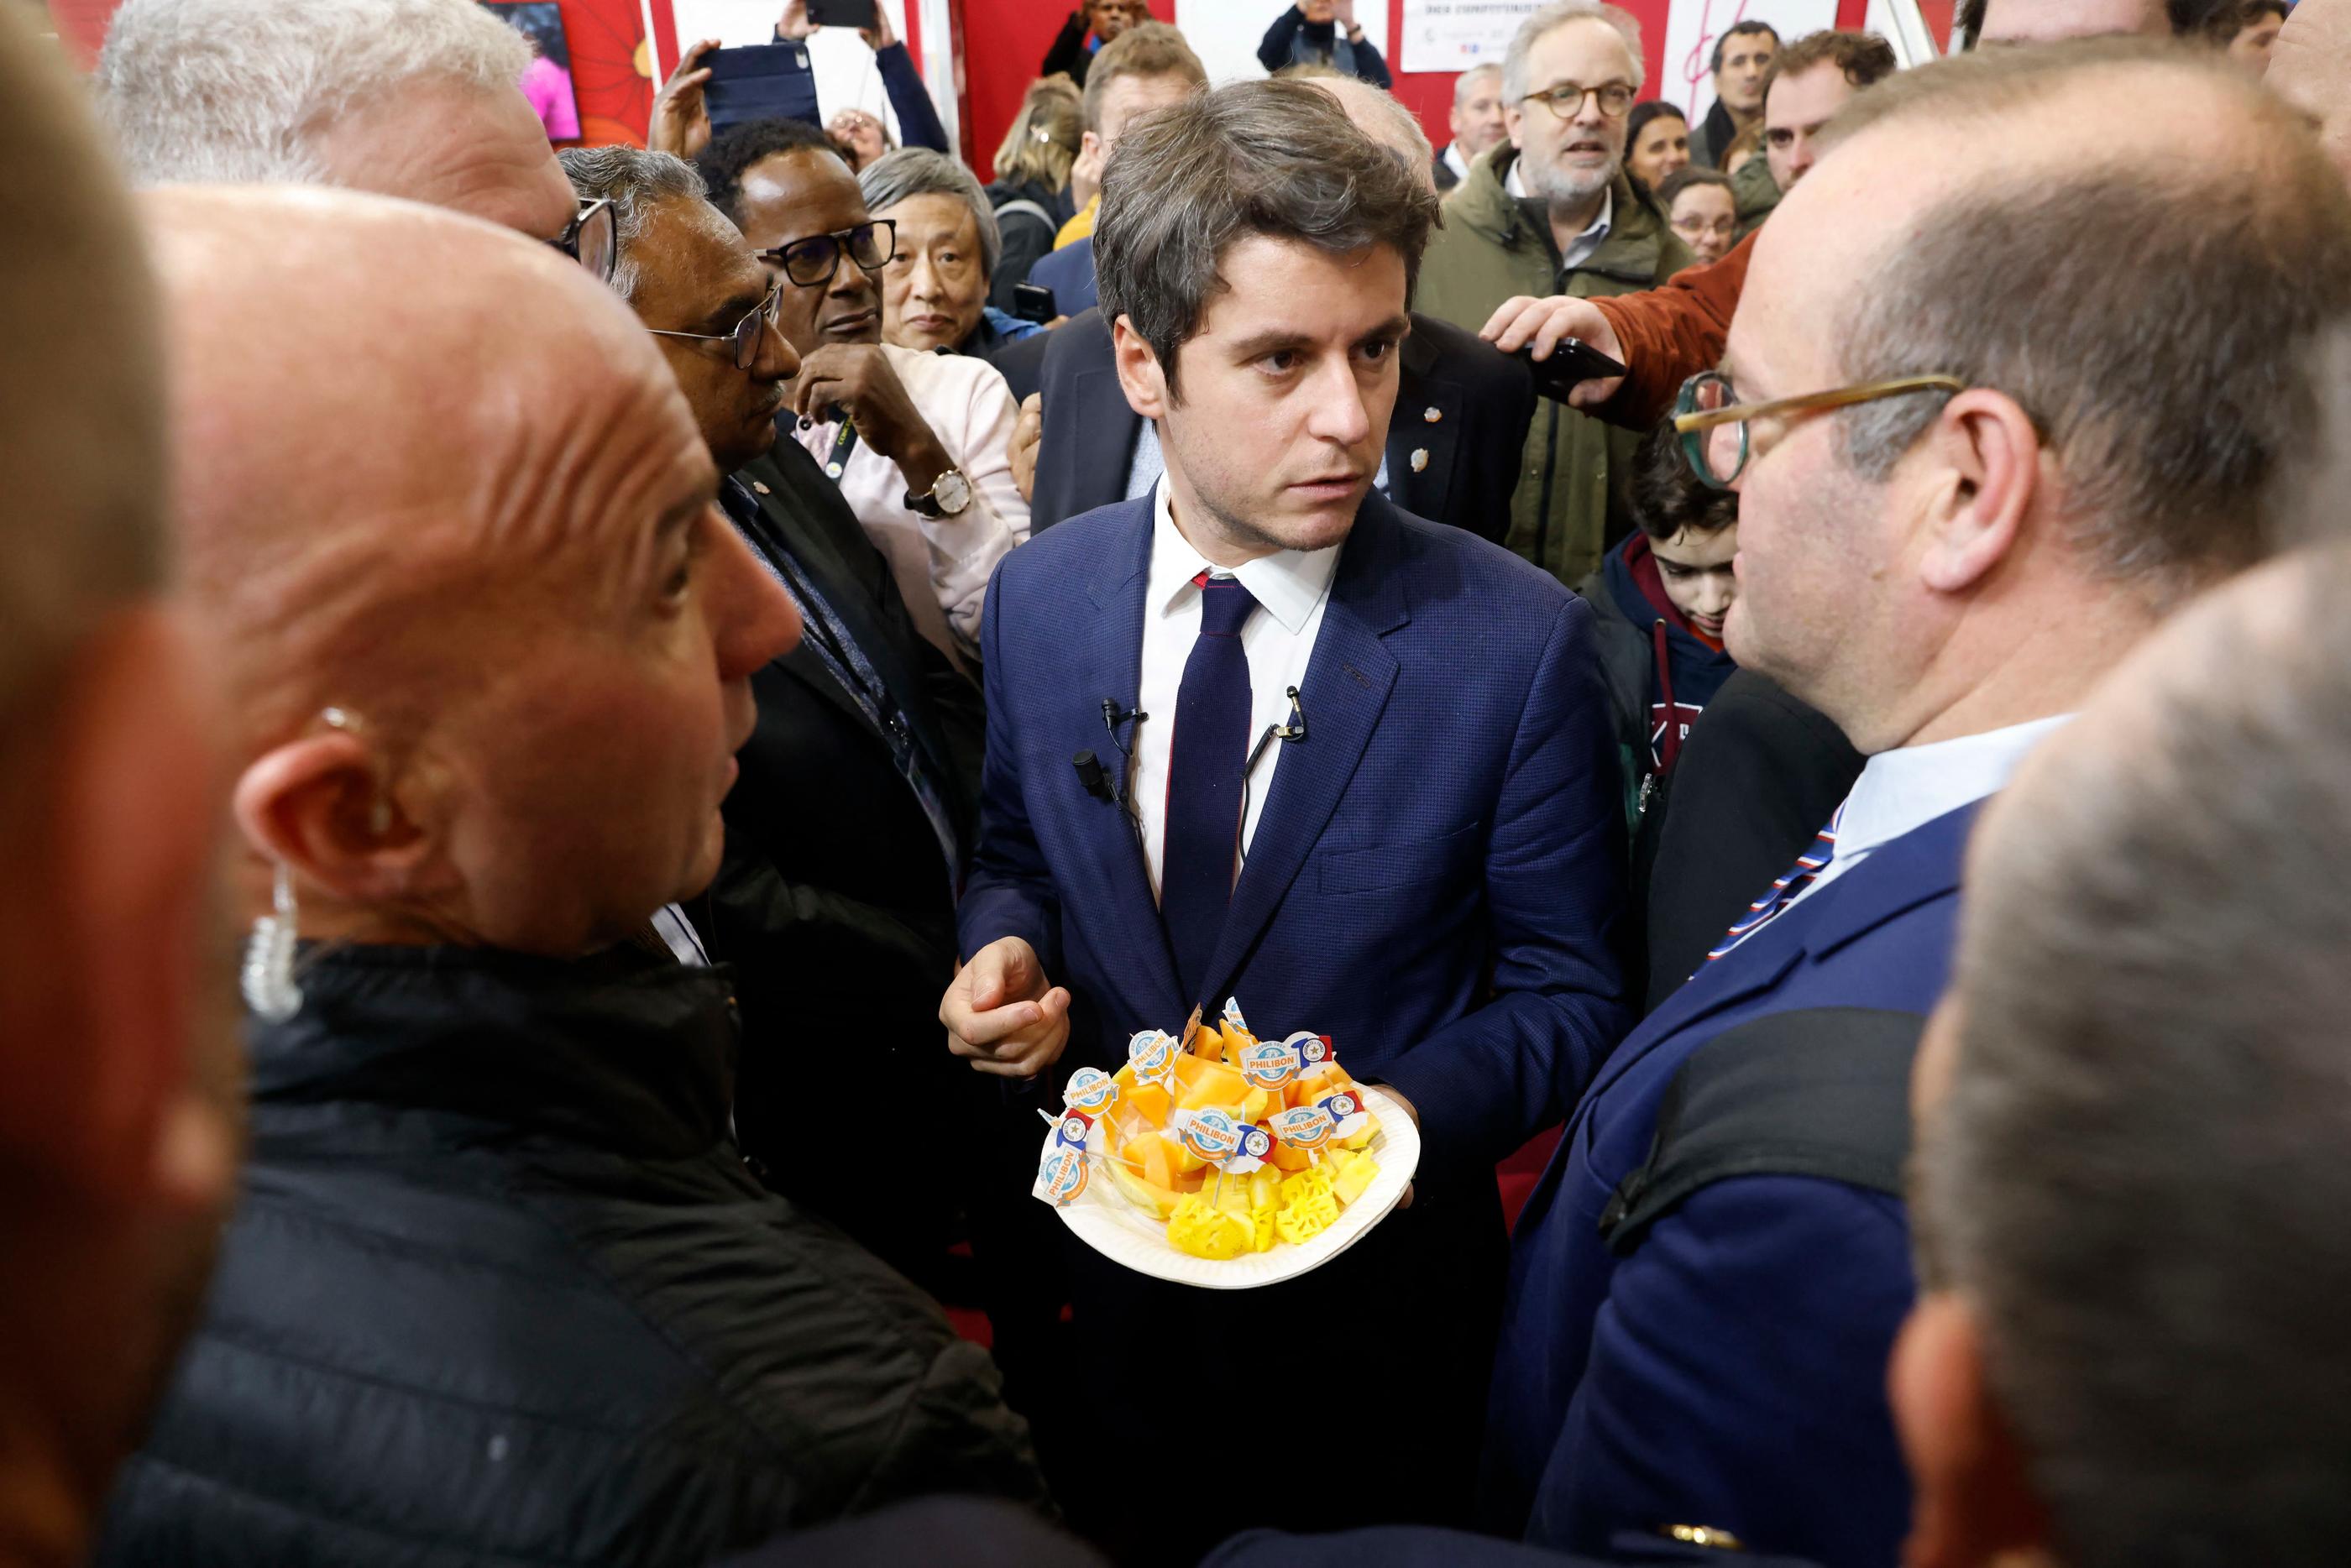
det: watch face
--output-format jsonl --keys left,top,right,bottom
{"left": 935, "top": 469, "right": 972, "bottom": 515}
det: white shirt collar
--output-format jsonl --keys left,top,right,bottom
{"left": 1502, "top": 160, "right": 1615, "bottom": 239}
{"left": 1443, "top": 142, "right": 1473, "bottom": 182}
{"left": 1147, "top": 477, "right": 1340, "bottom": 636}
{"left": 1834, "top": 715, "right": 2074, "bottom": 865}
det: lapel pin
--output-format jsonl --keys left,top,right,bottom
{"left": 1410, "top": 448, "right": 1429, "bottom": 473}
{"left": 751, "top": 480, "right": 772, "bottom": 496}
{"left": 1423, "top": 406, "right": 1442, "bottom": 424}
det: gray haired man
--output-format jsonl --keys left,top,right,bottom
{"left": 1414, "top": 0, "right": 1693, "bottom": 587}
{"left": 1903, "top": 535, "right": 2351, "bottom": 1568}
{"left": 96, "top": 0, "right": 610, "bottom": 275}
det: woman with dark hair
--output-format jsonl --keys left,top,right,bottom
{"left": 1626, "top": 100, "right": 1689, "bottom": 197}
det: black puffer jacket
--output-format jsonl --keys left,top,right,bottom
{"left": 97, "top": 944, "right": 1049, "bottom": 1568}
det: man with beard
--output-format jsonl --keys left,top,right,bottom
{"left": 1416, "top": 0, "right": 1692, "bottom": 588}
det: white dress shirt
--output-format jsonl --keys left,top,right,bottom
{"left": 793, "top": 341, "right": 1030, "bottom": 667}
{"left": 1442, "top": 141, "right": 1473, "bottom": 186}
{"left": 1788, "top": 714, "right": 2073, "bottom": 911}
{"left": 1129, "top": 481, "right": 1341, "bottom": 902}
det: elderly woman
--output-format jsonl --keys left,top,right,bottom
{"left": 860, "top": 146, "right": 1047, "bottom": 357}
{"left": 99, "top": 186, "right": 1050, "bottom": 1568}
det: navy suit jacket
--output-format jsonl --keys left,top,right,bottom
{"left": 957, "top": 490, "right": 1630, "bottom": 1173}
{"left": 1025, "top": 235, "right": 1098, "bottom": 318}
{"left": 1484, "top": 802, "right": 1982, "bottom": 1568}
{"left": 1029, "top": 307, "right": 1533, "bottom": 548}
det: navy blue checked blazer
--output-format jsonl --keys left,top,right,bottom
{"left": 957, "top": 489, "right": 1631, "bottom": 1176}
{"left": 1483, "top": 802, "right": 1982, "bottom": 1568}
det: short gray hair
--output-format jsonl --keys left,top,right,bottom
{"left": 1825, "top": 39, "right": 2351, "bottom": 598}
{"left": 96, "top": 0, "right": 531, "bottom": 185}
{"left": 1500, "top": 1, "right": 1646, "bottom": 107}
{"left": 1096, "top": 79, "right": 1437, "bottom": 401}
{"left": 0, "top": 3, "right": 164, "bottom": 762}
{"left": 558, "top": 146, "right": 708, "bottom": 302}
{"left": 1925, "top": 539, "right": 2351, "bottom": 1568}
{"left": 858, "top": 148, "right": 1003, "bottom": 281}
{"left": 1453, "top": 60, "right": 1502, "bottom": 108}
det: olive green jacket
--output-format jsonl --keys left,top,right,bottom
{"left": 1415, "top": 144, "right": 1694, "bottom": 586}
{"left": 1731, "top": 153, "right": 1781, "bottom": 241}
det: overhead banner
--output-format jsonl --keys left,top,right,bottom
{"left": 1398, "top": 0, "right": 1544, "bottom": 76}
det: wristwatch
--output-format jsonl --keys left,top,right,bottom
{"left": 905, "top": 467, "right": 973, "bottom": 519}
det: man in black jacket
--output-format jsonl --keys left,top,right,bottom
{"left": 101, "top": 182, "right": 1048, "bottom": 1568}
{"left": 560, "top": 146, "right": 989, "bottom": 1288}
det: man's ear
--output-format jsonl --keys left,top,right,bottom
{"left": 1913, "top": 389, "right": 2041, "bottom": 598}
{"left": 1111, "top": 311, "right": 1172, "bottom": 422}
{"left": 1079, "top": 128, "right": 1105, "bottom": 164}
{"left": 1890, "top": 1293, "right": 2054, "bottom": 1568}
{"left": 1504, "top": 102, "right": 1526, "bottom": 149}
{"left": 0, "top": 606, "right": 235, "bottom": 1213}
{"left": 230, "top": 725, "right": 437, "bottom": 908}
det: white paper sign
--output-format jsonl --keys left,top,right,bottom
{"left": 1660, "top": 0, "right": 1837, "bottom": 126}
{"left": 1398, "top": 0, "right": 1547, "bottom": 76}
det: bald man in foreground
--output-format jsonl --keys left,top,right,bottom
{"left": 96, "top": 189, "right": 1048, "bottom": 1568}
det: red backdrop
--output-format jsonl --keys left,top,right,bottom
{"left": 955, "top": 0, "right": 1953, "bottom": 181}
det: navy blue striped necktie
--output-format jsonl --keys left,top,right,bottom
{"left": 1160, "top": 573, "right": 1259, "bottom": 1005}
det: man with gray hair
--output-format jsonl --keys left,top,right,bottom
{"left": 1416, "top": 0, "right": 1692, "bottom": 588}
{"left": 947, "top": 76, "right": 1626, "bottom": 1561}
{"left": 1487, "top": 37, "right": 2351, "bottom": 1568}
{"left": 557, "top": 144, "right": 989, "bottom": 1296}
{"left": 1436, "top": 60, "right": 1508, "bottom": 189}
{"left": 1898, "top": 538, "right": 2351, "bottom": 1568}
{"left": 95, "top": 0, "right": 611, "bottom": 277}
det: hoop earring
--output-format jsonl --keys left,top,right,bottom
{"left": 241, "top": 862, "right": 304, "bottom": 1023}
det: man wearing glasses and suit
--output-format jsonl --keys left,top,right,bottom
{"left": 1482, "top": 39, "right": 2351, "bottom": 1568}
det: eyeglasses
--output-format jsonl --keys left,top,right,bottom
{"left": 757, "top": 220, "right": 898, "bottom": 288}
{"left": 547, "top": 197, "right": 617, "bottom": 286}
{"left": 647, "top": 285, "right": 786, "bottom": 370}
{"left": 1673, "top": 369, "right": 1968, "bottom": 489}
{"left": 1520, "top": 80, "right": 1638, "bottom": 120}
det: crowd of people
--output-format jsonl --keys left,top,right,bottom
{"left": 11, "top": 0, "right": 2351, "bottom": 1566}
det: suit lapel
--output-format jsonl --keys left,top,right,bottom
{"left": 1386, "top": 332, "right": 1462, "bottom": 523}
{"left": 1071, "top": 502, "right": 1186, "bottom": 1023}
{"left": 1193, "top": 499, "right": 1408, "bottom": 1011}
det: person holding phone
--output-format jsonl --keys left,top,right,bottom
{"left": 1040, "top": 0, "right": 1144, "bottom": 86}
{"left": 651, "top": 1, "right": 946, "bottom": 164}
{"left": 1258, "top": 0, "right": 1390, "bottom": 86}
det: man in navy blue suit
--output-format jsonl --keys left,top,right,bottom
{"left": 943, "top": 79, "right": 1627, "bottom": 1562}
{"left": 1483, "top": 39, "right": 2351, "bottom": 1568}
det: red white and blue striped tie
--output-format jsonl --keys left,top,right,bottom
{"left": 1706, "top": 806, "right": 1845, "bottom": 964}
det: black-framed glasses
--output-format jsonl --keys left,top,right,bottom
{"left": 647, "top": 285, "right": 786, "bottom": 370}
{"left": 1520, "top": 80, "right": 1638, "bottom": 119}
{"left": 757, "top": 220, "right": 898, "bottom": 288}
{"left": 1673, "top": 369, "right": 1967, "bottom": 489}
{"left": 548, "top": 197, "right": 617, "bottom": 286}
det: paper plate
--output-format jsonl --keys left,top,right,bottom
{"left": 1046, "top": 1085, "right": 1422, "bottom": 1290}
